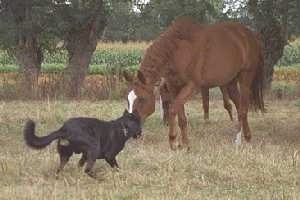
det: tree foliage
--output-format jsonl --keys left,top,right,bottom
{"left": 247, "top": 0, "right": 300, "bottom": 88}
{"left": 104, "top": 0, "right": 224, "bottom": 41}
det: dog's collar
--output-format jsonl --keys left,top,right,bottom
{"left": 121, "top": 123, "right": 128, "bottom": 137}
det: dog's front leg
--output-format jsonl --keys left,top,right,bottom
{"left": 84, "top": 150, "right": 97, "bottom": 178}
{"left": 78, "top": 153, "right": 87, "bottom": 168}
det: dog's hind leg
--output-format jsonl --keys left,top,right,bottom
{"left": 78, "top": 153, "right": 87, "bottom": 168}
{"left": 56, "top": 144, "right": 73, "bottom": 176}
{"left": 105, "top": 157, "right": 119, "bottom": 169}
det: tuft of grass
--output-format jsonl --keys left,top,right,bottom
{"left": 0, "top": 99, "right": 299, "bottom": 199}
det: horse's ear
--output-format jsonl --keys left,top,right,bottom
{"left": 137, "top": 70, "right": 146, "bottom": 84}
{"left": 123, "top": 71, "right": 134, "bottom": 82}
{"left": 123, "top": 109, "right": 129, "bottom": 115}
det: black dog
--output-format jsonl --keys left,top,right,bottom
{"left": 24, "top": 110, "right": 141, "bottom": 177}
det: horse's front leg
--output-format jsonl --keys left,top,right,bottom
{"left": 201, "top": 87, "right": 209, "bottom": 121}
{"left": 177, "top": 104, "right": 189, "bottom": 150}
{"left": 168, "top": 81, "right": 196, "bottom": 150}
{"left": 168, "top": 109, "right": 177, "bottom": 150}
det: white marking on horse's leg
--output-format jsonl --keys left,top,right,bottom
{"left": 159, "top": 95, "right": 164, "bottom": 119}
{"left": 235, "top": 129, "right": 242, "bottom": 146}
{"left": 127, "top": 90, "right": 137, "bottom": 113}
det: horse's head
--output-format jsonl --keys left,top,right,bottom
{"left": 125, "top": 70, "right": 156, "bottom": 120}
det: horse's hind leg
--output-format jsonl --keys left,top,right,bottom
{"left": 201, "top": 87, "right": 209, "bottom": 120}
{"left": 220, "top": 86, "right": 233, "bottom": 121}
{"left": 177, "top": 104, "right": 189, "bottom": 150}
{"left": 226, "top": 79, "right": 240, "bottom": 122}
{"left": 56, "top": 144, "right": 73, "bottom": 175}
{"left": 237, "top": 71, "right": 255, "bottom": 143}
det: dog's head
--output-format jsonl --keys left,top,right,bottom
{"left": 122, "top": 109, "right": 142, "bottom": 139}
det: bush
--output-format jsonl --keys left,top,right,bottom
{"left": 277, "top": 41, "right": 300, "bottom": 66}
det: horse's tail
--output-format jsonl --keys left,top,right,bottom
{"left": 250, "top": 51, "right": 265, "bottom": 112}
{"left": 24, "top": 120, "right": 64, "bottom": 150}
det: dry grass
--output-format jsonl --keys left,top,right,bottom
{"left": 0, "top": 99, "right": 299, "bottom": 200}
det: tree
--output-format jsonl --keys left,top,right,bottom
{"left": 53, "top": 0, "right": 107, "bottom": 97}
{"left": 0, "top": 0, "right": 53, "bottom": 98}
{"left": 247, "top": 0, "right": 300, "bottom": 88}
{"left": 103, "top": 1, "right": 136, "bottom": 42}
{"left": 103, "top": 0, "right": 224, "bottom": 41}
{"left": 139, "top": 0, "right": 224, "bottom": 38}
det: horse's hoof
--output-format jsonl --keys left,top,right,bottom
{"left": 170, "top": 145, "right": 177, "bottom": 151}
{"left": 204, "top": 119, "right": 210, "bottom": 124}
{"left": 169, "top": 142, "right": 177, "bottom": 151}
{"left": 244, "top": 134, "right": 251, "bottom": 142}
{"left": 178, "top": 143, "right": 190, "bottom": 152}
{"left": 186, "top": 146, "right": 191, "bottom": 152}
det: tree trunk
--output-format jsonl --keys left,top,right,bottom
{"left": 64, "top": 32, "right": 97, "bottom": 98}
{"left": 5, "top": 0, "right": 43, "bottom": 98}
{"left": 248, "top": 0, "right": 287, "bottom": 89}
{"left": 63, "top": 1, "right": 106, "bottom": 98}
{"left": 15, "top": 36, "right": 42, "bottom": 99}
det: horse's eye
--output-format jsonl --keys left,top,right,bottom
{"left": 139, "top": 97, "right": 146, "bottom": 103}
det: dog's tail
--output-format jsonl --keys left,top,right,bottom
{"left": 24, "top": 119, "right": 64, "bottom": 150}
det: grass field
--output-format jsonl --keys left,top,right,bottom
{"left": 0, "top": 99, "right": 299, "bottom": 199}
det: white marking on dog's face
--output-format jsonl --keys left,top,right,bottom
{"left": 128, "top": 90, "right": 137, "bottom": 113}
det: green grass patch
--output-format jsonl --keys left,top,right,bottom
{"left": 275, "top": 63, "right": 300, "bottom": 69}
{"left": 0, "top": 64, "right": 19, "bottom": 73}
{"left": 0, "top": 64, "right": 139, "bottom": 75}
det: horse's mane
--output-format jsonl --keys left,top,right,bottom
{"left": 139, "top": 17, "right": 201, "bottom": 83}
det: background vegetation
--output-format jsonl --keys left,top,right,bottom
{"left": 0, "top": 0, "right": 299, "bottom": 98}
{"left": 0, "top": 40, "right": 299, "bottom": 100}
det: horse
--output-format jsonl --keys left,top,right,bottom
{"left": 159, "top": 81, "right": 240, "bottom": 125}
{"left": 127, "top": 18, "right": 264, "bottom": 150}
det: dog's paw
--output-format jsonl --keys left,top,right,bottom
{"left": 86, "top": 171, "right": 97, "bottom": 179}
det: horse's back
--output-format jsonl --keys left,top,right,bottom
{"left": 206, "top": 22, "right": 261, "bottom": 65}
{"left": 188, "top": 21, "right": 262, "bottom": 86}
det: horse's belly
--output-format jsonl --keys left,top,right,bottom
{"left": 199, "top": 47, "right": 242, "bottom": 86}
{"left": 195, "top": 63, "right": 240, "bottom": 87}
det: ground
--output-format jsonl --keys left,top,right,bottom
{"left": 0, "top": 99, "right": 299, "bottom": 200}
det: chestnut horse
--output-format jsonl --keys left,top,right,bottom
{"left": 127, "top": 18, "right": 264, "bottom": 150}
{"left": 159, "top": 82, "right": 240, "bottom": 124}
